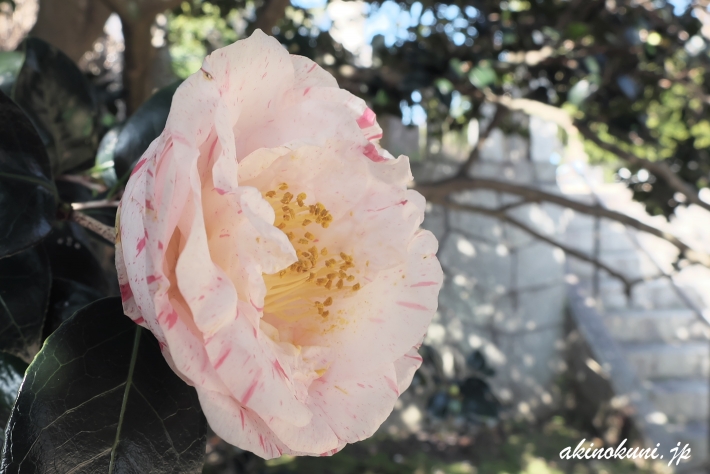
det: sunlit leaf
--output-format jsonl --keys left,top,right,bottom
{"left": 0, "top": 353, "right": 27, "bottom": 443}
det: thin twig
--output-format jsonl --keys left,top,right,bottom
{"left": 70, "top": 210, "right": 116, "bottom": 244}
{"left": 71, "top": 200, "right": 120, "bottom": 211}
{"left": 440, "top": 199, "right": 642, "bottom": 294}
{"left": 416, "top": 177, "right": 710, "bottom": 267}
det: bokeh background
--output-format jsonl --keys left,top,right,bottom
{"left": 2, "top": 0, "right": 710, "bottom": 472}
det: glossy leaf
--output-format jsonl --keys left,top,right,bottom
{"left": 13, "top": 38, "right": 99, "bottom": 176}
{"left": 0, "top": 246, "right": 51, "bottom": 363}
{"left": 0, "top": 91, "right": 56, "bottom": 258}
{"left": 94, "top": 126, "right": 120, "bottom": 187}
{"left": 42, "top": 221, "right": 110, "bottom": 295}
{"left": 1, "top": 297, "right": 207, "bottom": 473}
{"left": 113, "top": 80, "right": 182, "bottom": 179}
{"left": 0, "top": 353, "right": 27, "bottom": 442}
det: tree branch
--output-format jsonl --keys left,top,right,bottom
{"left": 437, "top": 199, "right": 642, "bottom": 294}
{"left": 30, "top": 0, "right": 112, "bottom": 62}
{"left": 70, "top": 210, "right": 116, "bottom": 243}
{"left": 98, "top": 0, "right": 183, "bottom": 113}
{"left": 416, "top": 177, "right": 710, "bottom": 267}
{"left": 575, "top": 122, "right": 710, "bottom": 214}
{"left": 247, "top": 0, "right": 291, "bottom": 36}
{"left": 457, "top": 105, "right": 507, "bottom": 178}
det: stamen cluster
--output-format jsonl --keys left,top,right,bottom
{"left": 262, "top": 183, "right": 360, "bottom": 320}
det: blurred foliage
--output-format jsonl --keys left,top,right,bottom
{"left": 168, "top": 0, "right": 710, "bottom": 218}
{"left": 204, "top": 417, "right": 668, "bottom": 474}
{"left": 168, "top": 1, "right": 245, "bottom": 77}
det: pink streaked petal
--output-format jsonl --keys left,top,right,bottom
{"left": 204, "top": 316, "right": 313, "bottom": 427}
{"left": 393, "top": 346, "right": 423, "bottom": 394}
{"left": 395, "top": 301, "right": 430, "bottom": 311}
{"left": 175, "top": 187, "right": 239, "bottom": 337}
{"left": 263, "top": 401, "right": 339, "bottom": 454}
{"left": 311, "top": 364, "right": 400, "bottom": 443}
{"left": 197, "top": 389, "right": 291, "bottom": 460}
{"left": 363, "top": 143, "right": 386, "bottom": 162}
{"left": 366, "top": 154, "right": 413, "bottom": 187}
{"left": 323, "top": 230, "right": 442, "bottom": 379}
{"left": 356, "top": 108, "right": 376, "bottom": 129}
{"left": 291, "top": 55, "right": 338, "bottom": 89}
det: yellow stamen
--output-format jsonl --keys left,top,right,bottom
{"left": 261, "top": 183, "right": 363, "bottom": 325}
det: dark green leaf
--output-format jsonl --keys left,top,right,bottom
{"left": 113, "top": 80, "right": 182, "bottom": 180}
{"left": 468, "top": 64, "right": 496, "bottom": 89}
{"left": 0, "top": 246, "right": 50, "bottom": 363}
{"left": 1, "top": 297, "right": 207, "bottom": 474}
{"left": 43, "top": 277, "right": 103, "bottom": 339}
{"left": 565, "top": 22, "right": 590, "bottom": 40}
{"left": 0, "top": 90, "right": 56, "bottom": 258}
{"left": 0, "top": 353, "right": 27, "bottom": 442}
{"left": 42, "top": 221, "right": 110, "bottom": 295}
{"left": 13, "top": 38, "right": 99, "bottom": 176}
{"left": 0, "top": 51, "right": 24, "bottom": 97}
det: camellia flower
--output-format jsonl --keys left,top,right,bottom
{"left": 115, "top": 30, "right": 442, "bottom": 459}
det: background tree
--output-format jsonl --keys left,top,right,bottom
{"left": 1, "top": 0, "right": 709, "bottom": 471}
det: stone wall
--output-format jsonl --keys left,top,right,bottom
{"left": 381, "top": 115, "right": 572, "bottom": 434}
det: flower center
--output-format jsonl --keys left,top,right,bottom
{"left": 262, "top": 183, "right": 361, "bottom": 322}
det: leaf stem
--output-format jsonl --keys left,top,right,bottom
{"left": 109, "top": 326, "right": 141, "bottom": 474}
{"left": 71, "top": 200, "right": 120, "bottom": 211}
{"left": 70, "top": 210, "right": 116, "bottom": 244}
